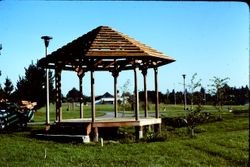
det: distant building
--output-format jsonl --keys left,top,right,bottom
{"left": 95, "top": 92, "right": 122, "bottom": 105}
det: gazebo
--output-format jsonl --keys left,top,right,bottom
{"left": 38, "top": 26, "right": 175, "bottom": 142}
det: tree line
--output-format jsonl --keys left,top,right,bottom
{"left": 138, "top": 85, "right": 249, "bottom": 106}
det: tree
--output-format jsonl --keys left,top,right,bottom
{"left": 235, "top": 85, "right": 249, "bottom": 105}
{"left": 208, "top": 76, "right": 230, "bottom": 119}
{"left": 165, "top": 89, "right": 170, "bottom": 104}
{"left": 66, "top": 87, "right": 81, "bottom": 102}
{"left": 0, "top": 86, "right": 3, "bottom": 101}
{"left": 0, "top": 72, "right": 3, "bottom": 100}
{"left": 168, "top": 89, "right": 177, "bottom": 105}
{"left": 200, "top": 87, "right": 206, "bottom": 105}
{"left": 13, "top": 61, "right": 54, "bottom": 109}
{"left": 3, "top": 77, "right": 14, "bottom": 101}
{"left": 119, "top": 79, "right": 131, "bottom": 115}
{"left": 187, "top": 73, "right": 202, "bottom": 110}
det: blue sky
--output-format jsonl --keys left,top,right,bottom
{"left": 0, "top": 1, "right": 249, "bottom": 96}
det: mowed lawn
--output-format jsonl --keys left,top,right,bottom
{"left": 33, "top": 103, "right": 110, "bottom": 122}
{"left": 34, "top": 103, "right": 246, "bottom": 121}
{"left": 0, "top": 105, "right": 248, "bottom": 166}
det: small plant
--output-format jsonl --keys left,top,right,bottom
{"left": 208, "top": 76, "right": 230, "bottom": 119}
{"left": 140, "top": 128, "right": 168, "bottom": 143}
{"left": 187, "top": 73, "right": 202, "bottom": 110}
{"left": 143, "top": 133, "right": 168, "bottom": 143}
{"left": 183, "top": 104, "right": 204, "bottom": 138}
{"left": 119, "top": 79, "right": 132, "bottom": 116}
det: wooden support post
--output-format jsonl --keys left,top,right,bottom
{"left": 154, "top": 124, "right": 161, "bottom": 134}
{"left": 142, "top": 68, "right": 148, "bottom": 118}
{"left": 134, "top": 66, "right": 139, "bottom": 121}
{"left": 112, "top": 70, "right": 119, "bottom": 118}
{"left": 79, "top": 76, "right": 83, "bottom": 118}
{"left": 93, "top": 127, "right": 99, "bottom": 142}
{"left": 55, "top": 66, "right": 62, "bottom": 122}
{"left": 91, "top": 71, "right": 95, "bottom": 123}
{"left": 154, "top": 67, "right": 159, "bottom": 118}
{"left": 135, "top": 126, "right": 143, "bottom": 140}
{"left": 78, "top": 73, "right": 84, "bottom": 119}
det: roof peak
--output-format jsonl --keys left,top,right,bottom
{"left": 39, "top": 25, "right": 175, "bottom": 71}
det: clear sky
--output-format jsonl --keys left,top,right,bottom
{"left": 0, "top": 1, "right": 249, "bottom": 96}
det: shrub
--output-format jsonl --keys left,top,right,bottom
{"left": 118, "top": 129, "right": 135, "bottom": 144}
{"left": 161, "top": 117, "right": 187, "bottom": 128}
{"left": 232, "top": 109, "right": 249, "bottom": 115}
{"left": 140, "top": 131, "right": 168, "bottom": 143}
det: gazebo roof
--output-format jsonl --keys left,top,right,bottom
{"left": 38, "top": 26, "right": 175, "bottom": 71}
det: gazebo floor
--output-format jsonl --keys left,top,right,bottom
{"left": 44, "top": 117, "right": 161, "bottom": 143}
{"left": 58, "top": 117, "right": 161, "bottom": 127}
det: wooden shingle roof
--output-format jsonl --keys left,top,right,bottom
{"left": 38, "top": 26, "right": 175, "bottom": 71}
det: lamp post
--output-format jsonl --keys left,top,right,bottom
{"left": 182, "top": 74, "right": 187, "bottom": 110}
{"left": 41, "top": 36, "right": 52, "bottom": 125}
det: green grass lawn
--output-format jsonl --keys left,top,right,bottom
{"left": 34, "top": 103, "right": 109, "bottom": 122}
{"left": 0, "top": 104, "right": 249, "bottom": 166}
{"left": 34, "top": 102, "right": 247, "bottom": 122}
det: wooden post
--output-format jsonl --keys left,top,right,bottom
{"left": 154, "top": 123, "right": 161, "bottom": 134}
{"left": 134, "top": 66, "right": 139, "bottom": 121}
{"left": 135, "top": 126, "right": 143, "bottom": 140}
{"left": 55, "top": 66, "right": 62, "bottom": 122}
{"left": 78, "top": 73, "right": 84, "bottom": 119}
{"left": 93, "top": 127, "right": 99, "bottom": 142}
{"left": 142, "top": 68, "right": 148, "bottom": 118}
{"left": 112, "top": 70, "right": 119, "bottom": 118}
{"left": 91, "top": 71, "right": 95, "bottom": 123}
{"left": 79, "top": 76, "right": 83, "bottom": 118}
{"left": 154, "top": 67, "right": 159, "bottom": 118}
{"left": 154, "top": 67, "right": 161, "bottom": 133}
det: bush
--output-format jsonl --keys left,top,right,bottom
{"left": 162, "top": 111, "right": 221, "bottom": 129}
{"left": 232, "top": 109, "right": 249, "bottom": 115}
{"left": 162, "top": 117, "right": 187, "bottom": 128}
{"left": 140, "top": 131, "right": 168, "bottom": 143}
{"left": 118, "top": 129, "right": 135, "bottom": 144}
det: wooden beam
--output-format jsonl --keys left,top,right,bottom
{"left": 103, "top": 61, "right": 115, "bottom": 68}
{"left": 91, "top": 71, "right": 95, "bottom": 123}
{"left": 55, "top": 66, "right": 62, "bottom": 122}
{"left": 154, "top": 67, "right": 159, "bottom": 118}
{"left": 117, "top": 59, "right": 134, "bottom": 71}
{"left": 112, "top": 70, "right": 119, "bottom": 118}
{"left": 134, "top": 66, "right": 139, "bottom": 121}
{"left": 93, "top": 59, "right": 102, "bottom": 68}
{"left": 142, "top": 68, "right": 148, "bottom": 118}
{"left": 78, "top": 73, "right": 84, "bottom": 119}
